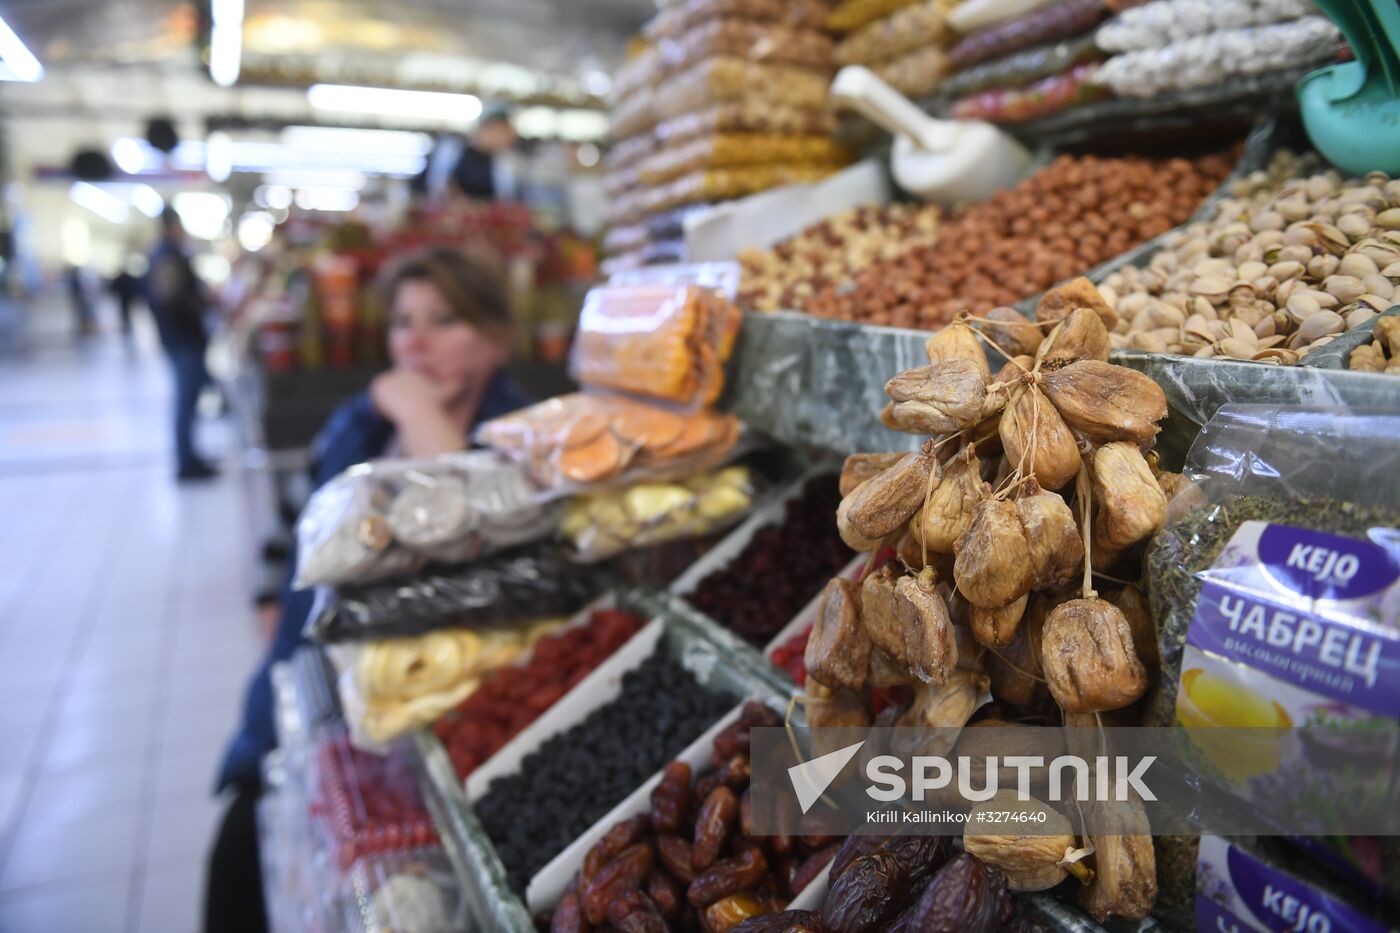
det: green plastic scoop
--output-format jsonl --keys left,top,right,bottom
{"left": 1298, "top": 0, "right": 1400, "bottom": 175}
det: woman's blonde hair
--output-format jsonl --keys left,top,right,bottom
{"left": 380, "top": 246, "right": 514, "bottom": 342}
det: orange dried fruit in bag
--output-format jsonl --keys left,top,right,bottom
{"left": 612, "top": 405, "right": 685, "bottom": 450}
{"left": 558, "top": 431, "right": 627, "bottom": 483}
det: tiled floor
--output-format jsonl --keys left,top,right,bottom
{"left": 0, "top": 301, "right": 265, "bottom": 933}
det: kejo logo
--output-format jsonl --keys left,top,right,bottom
{"left": 787, "top": 744, "right": 1157, "bottom": 813}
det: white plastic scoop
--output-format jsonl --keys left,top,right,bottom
{"left": 830, "top": 65, "right": 1032, "bottom": 205}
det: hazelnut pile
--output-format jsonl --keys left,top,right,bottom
{"left": 1100, "top": 154, "right": 1400, "bottom": 364}
{"left": 737, "top": 204, "right": 940, "bottom": 312}
{"left": 803, "top": 151, "right": 1235, "bottom": 328}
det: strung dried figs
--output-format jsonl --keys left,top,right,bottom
{"left": 821, "top": 850, "right": 910, "bottom": 933}
{"left": 843, "top": 441, "right": 937, "bottom": 541}
{"left": 1040, "top": 598, "right": 1148, "bottom": 713}
{"left": 884, "top": 360, "right": 990, "bottom": 435}
{"left": 985, "top": 602, "right": 1047, "bottom": 709}
{"left": 1035, "top": 277, "right": 1118, "bottom": 330}
{"left": 860, "top": 563, "right": 906, "bottom": 663}
{"left": 1092, "top": 442, "right": 1168, "bottom": 550}
{"left": 806, "top": 690, "right": 871, "bottom": 760}
{"left": 1036, "top": 307, "right": 1111, "bottom": 367}
{"left": 970, "top": 592, "right": 1027, "bottom": 648}
{"left": 868, "top": 647, "right": 917, "bottom": 687}
{"left": 894, "top": 567, "right": 959, "bottom": 684}
{"left": 1040, "top": 361, "right": 1167, "bottom": 444}
{"left": 1112, "top": 585, "right": 1160, "bottom": 681}
{"left": 982, "top": 307, "right": 1044, "bottom": 358}
{"left": 837, "top": 492, "right": 883, "bottom": 552}
{"left": 805, "top": 578, "right": 871, "bottom": 691}
{"left": 953, "top": 499, "right": 1035, "bottom": 609}
{"left": 925, "top": 322, "right": 991, "bottom": 379}
{"left": 910, "top": 446, "right": 987, "bottom": 555}
{"left": 1015, "top": 482, "right": 1084, "bottom": 590}
{"left": 964, "top": 791, "right": 1090, "bottom": 891}
{"left": 998, "top": 386, "right": 1080, "bottom": 491}
{"left": 840, "top": 452, "right": 906, "bottom": 497}
{"left": 1079, "top": 797, "right": 1158, "bottom": 923}
{"left": 895, "top": 669, "right": 989, "bottom": 758}
{"left": 892, "top": 853, "right": 1011, "bottom": 933}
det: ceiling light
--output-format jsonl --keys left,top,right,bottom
{"left": 130, "top": 185, "right": 165, "bottom": 219}
{"left": 111, "top": 138, "right": 148, "bottom": 176}
{"left": 262, "top": 168, "right": 367, "bottom": 191}
{"left": 237, "top": 211, "right": 276, "bottom": 252}
{"left": 307, "top": 84, "right": 483, "bottom": 124}
{"left": 294, "top": 188, "right": 360, "bottom": 212}
{"left": 173, "top": 192, "right": 231, "bottom": 240}
{"left": 581, "top": 70, "right": 611, "bottom": 97}
{"left": 254, "top": 184, "right": 293, "bottom": 210}
{"left": 210, "top": 0, "right": 244, "bottom": 87}
{"left": 577, "top": 143, "right": 600, "bottom": 168}
{"left": 206, "top": 132, "right": 233, "bottom": 183}
{"left": 69, "top": 182, "right": 129, "bottom": 225}
{"left": 0, "top": 14, "right": 43, "bottom": 83}
{"left": 280, "top": 126, "right": 432, "bottom": 156}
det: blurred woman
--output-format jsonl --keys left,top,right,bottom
{"left": 204, "top": 247, "right": 528, "bottom": 933}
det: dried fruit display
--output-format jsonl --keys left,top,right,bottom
{"left": 688, "top": 476, "right": 855, "bottom": 645}
{"left": 433, "top": 609, "right": 645, "bottom": 779}
{"left": 804, "top": 151, "right": 1234, "bottom": 327}
{"left": 475, "top": 646, "right": 735, "bottom": 893}
{"left": 964, "top": 792, "right": 1092, "bottom": 891}
{"left": 1100, "top": 151, "right": 1400, "bottom": 364}
{"left": 477, "top": 393, "right": 742, "bottom": 492}
{"left": 546, "top": 702, "right": 831, "bottom": 932}
{"left": 311, "top": 729, "right": 439, "bottom": 870}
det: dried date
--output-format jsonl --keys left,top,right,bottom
{"left": 658, "top": 834, "right": 700, "bottom": 885}
{"left": 550, "top": 887, "right": 586, "bottom": 933}
{"left": 651, "top": 761, "right": 692, "bottom": 834}
{"left": 830, "top": 836, "right": 885, "bottom": 882}
{"left": 583, "top": 842, "right": 654, "bottom": 925}
{"left": 688, "top": 846, "right": 769, "bottom": 908}
{"left": 647, "top": 870, "right": 682, "bottom": 916}
{"left": 607, "top": 889, "right": 670, "bottom": 933}
{"left": 731, "top": 910, "right": 823, "bottom": 932}
{"left": 703, "top": 893, "right": 784, "bottom": 933}
{"left": 792, "top": 842, "right": 839, "bottom": 895}
{"left": 716, "top": 753, "right": 751, "bottom": 790}
{"left": 892, "top": 853, "right": 1010, "bottom": 933}
{"left": 693, "top": 773, "right": 723, "bottom": 806}
{"left": 584, "top": 814, "right": 650, "bottom": 882}
{"left": 692, "top": 785, "right": 740, "bottom": 872}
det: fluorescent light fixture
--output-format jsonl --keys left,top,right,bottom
{"left": 280, "top": 126, "right": 432, "bottom": 156}
{"left": 294, "top": 188, "right": 360, "bottom": 212}
{"left": 173, "top": 191, "right": 231, "bottom": 240}
{"left": 237, "top": 211, "right": 276, "bottom": 252}
{"left": 209, "top": 0, "right": 244, "bottom": 87}
{"left": 114, "top": 137, "right": 208, "bottom": 174}
{"left": 253, "top": 184, "right": 293, "bottom": 210}
{"left": 61, "top": 217, "right": 91, "bottom": 266}
{"left": 581, "top": 70, "right": 611, "bottom": 97}
{"left": 206, "top": 131, "right": 233, "bottom": 182}
{"left": 307, "top": 84, "right": 483, "bottom": 124}
{"left": 69, "top": 182, "right": 129, "bottom": 225}
{"left": 0, "top": 14, "right": 44, "bottom": 83}
{"left": 130, "top": 184, "right": 165, "bottom": 219}
{"left": 224, "top": 140, "right": 422, "bottom": 177}
{"left": 576, "top": 143, "right": 600, "bottom": 168}
{"left": 111, "top": 138, "right": 148, "bottom": 175}
{"left": 556, "top": 110, "right": 610, "bottom": 142}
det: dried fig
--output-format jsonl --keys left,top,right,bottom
{"left": 895, "top": 668, "right": 989, "bottom": 758}
{"left": 1039, "top": 361, "right": 1167, "bottom": 444}
{"left": 837, "top": 492, "right": 883, "bottom": 552}
{"left": 806, "top": 690, "right": 871, "bottom": 761}
{"left": 964, "top": 792, "right": 1091, "bottom": 891}
{"left": 998, "top": 387, "right": 1080, "bottom": 491}
{"left": 805, "top": 578, "right": 871, "bottom": 692}
{"left": 840, "top": 452, "right": 907, "bottom": 497}
{"left": 953, "top": 499, "right": 1035, "bottom": 609}
{"left": 1111, "top": 585, "right": 1160, "bottom": 682}
{"left": 986, "top": 603, "right": 1046, "bottom": 709}
{"left": 1040, "top": 598, "right": 1148, "bottom": 713}
{"left": 1092, "top": 442, "right": 1167, "bottom": 550}
{"left": 843, "top": 442, "right": 937, "bottom": 540}
{"left": 1035, "top": 277, "right": 1118, "bottom": 330}
{"left": 983, "top": 307, "right": 1044, "bottom": 358}
{"left": 869, "top": 647, "right": 917, "bottom": 688}
{"left": 894, "top": 567, "right": 959, "bottom": 684}
{"left": 1079, "top": 798, "right": 1157, "bottom": 923}
{"left": 970, "top": 593, "right": 1028, "bottom": 648}
{"left": 895, "top": 530, "right": 926, "bottom": 570}
{"left": 925, "top": 322, "right": 991, "bottom": 379}
{"left": 1036, "top": 307, "right": 1111, "bottom": 367}
{"left": 860, "top": 563, "right": 906, "bottom": 663}
{"left": 884, "top": 360, "right": 990, "bottom": 434}
{"left": 909, "top": 445, "right": 986, "bottom": 555}
{"left": 1014, "top": 482, "right": 1084, "bottom": 590}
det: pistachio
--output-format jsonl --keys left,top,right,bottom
{"left": 1266, "top": 260, "right": 1304, "bottom": 281}
{"left": 1277, "top": 243, "right": 1312, "bottom": 264}
{"left": 1338, "top": 252, "right": 1380, "bottom": 279}
{"left": 1364, "top": 274, "right": 1394, "bottom": 300}
{"left": 1337, "top": 212, "right": 1372, "bottom": 240}
{"left": 1324, "top": 274, "right": 1366, "bottom": 303}
{"left": 1307, "top": 254, "right": 1340, "bottom": 280}
{"left": 1286, "top": 292, "right": 1322, "bottom": 320}
{"left": 1293, "top": 310, "right": 1345, "bottom": 346}
{"left": 1346, "top": 308, "right": 1379, "bottom": 330}
{"left": 1188, "top": 275, "right": 1233, "bottom": 300}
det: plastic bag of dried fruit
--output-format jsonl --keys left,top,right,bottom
{"left": 476, "top": 393, "right": 747, "bottom": 495}
{"left": 310, "top": 547, "right": 613, "bottom": 643}
{"left": 569, "top": 285, "right": 743, "bottom": 408}
{"left": 562, "top": 464, "right": 759, "bottom": 562}
{"left": 644, "top": 0, "right": 830, "bottom": 41}
{"left": 657, "top": 18, "right": 835, "bottom": 76}
{"left": 653, "top": 57, "right": 832, "bottom": 119}
{"left": 327, "top": 620, "right": 561, "bottom": 745}
{"left": 293, "top": 451, "right": 561, "bottom": 589}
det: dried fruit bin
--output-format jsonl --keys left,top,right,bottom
{"left": 411, "top": 590, "right": 789, "bottom": 931}
{"left": 671, "top": 470, "right": 857, "bottom": 647}
{"left": 338, "top": 848, "right": 470, "bottom": 933}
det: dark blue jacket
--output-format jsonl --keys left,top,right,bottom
{"left": 145, "top": 239, "right": 208, "bottom": 350}
{"left": 216, "top": 371, "right": 531, "bottom": 791}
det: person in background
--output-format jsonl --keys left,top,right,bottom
{"left": 203, "top": 246, "right": 529, "bottom": 933}
{"left": 450, "top": 109, "right": 518, "bottom": 200}
{"left": 109, "top": 260, "right": 142, "bottom": 338}
{"left": 147, "top": 208, "right": 218, "bottom": 480}
{"left": 66, "top": 265, "right": 94, "bottom": 336}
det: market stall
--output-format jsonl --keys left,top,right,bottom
{"left": 252, "top": 1, "right": 1400, "bottom": 930}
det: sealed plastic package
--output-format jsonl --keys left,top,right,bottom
{"left": 659, "top": 18, "right": 835, "bottom": 74}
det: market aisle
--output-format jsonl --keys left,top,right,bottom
{"left": 0, "top": 304, "right": 265, "bottom": 933}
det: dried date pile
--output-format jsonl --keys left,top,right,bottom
{"left": 546, "top": 702, "right": 839, "bottom": 933}
{"left": 804, "top": 278, "right": 1175, "bottom": 923}
{"left": 802, "top": 151, "right": 1234, "bottom": 328}
{"left": 477, "top": 646, "right": 735, "bottom": 893}
{"left": 688, "top": 476, "right": 853, "bottom": 646}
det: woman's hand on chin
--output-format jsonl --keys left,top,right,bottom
{"left": 370, "top": 369, "right": 468, "bottom": 459}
